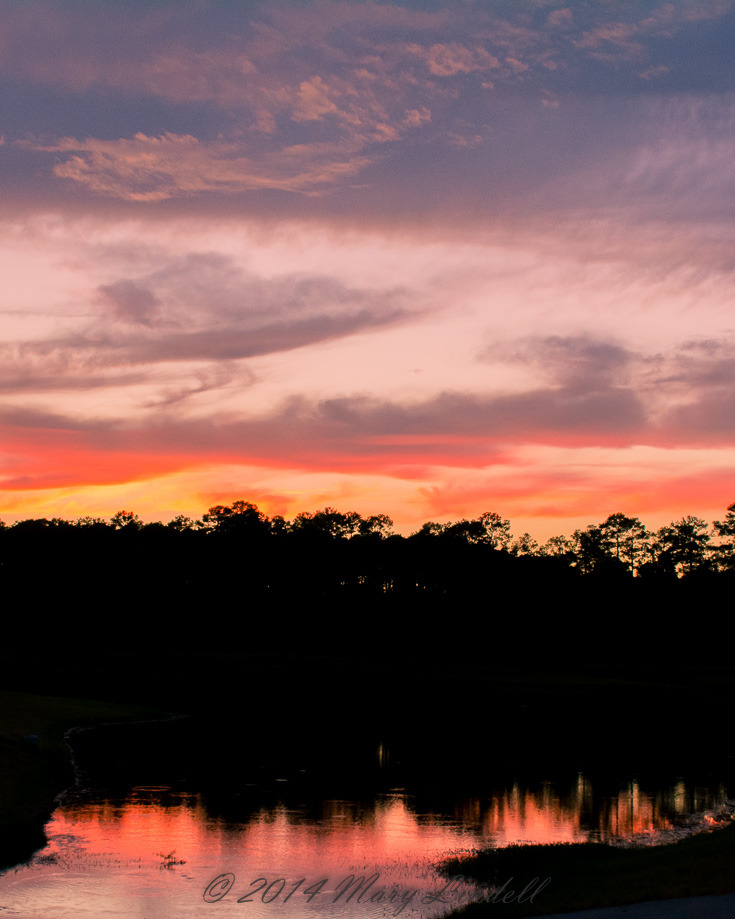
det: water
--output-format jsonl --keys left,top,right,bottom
{"left": 0, "top": 772, "right": 731, "bottom": 919}
{"left": 2, "top": 662, "right": 734, "bottom": 919}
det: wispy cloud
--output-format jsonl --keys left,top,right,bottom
{"left": 3, "top": 0, "right": 735, "bottom": 534}
{"left": 26, "top": 133, "right": 374, "bottom": 200}
{"left": 8, "top": 1, "right": 732, "bottom": 207}
{"left": 0, "top": 249, "right": 418, "bottom": 400}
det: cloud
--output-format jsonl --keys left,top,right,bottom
{"left": 0, "top": 354, "right": 148, "bottom": 396}
{"left": 480, "top": 332, "right": 735, "bottom": 449}
{"left": 547, "top": 9, "right": 573, "bottom": 29}
{"left": 335, "top": 388, "right": 645, "bottom": 442}
{"left": 7, "top": 0, "right": 735, "bottom": 216}
{"left": 144, "top": 366, "right": 241, "bottom": 409}
{"left": 82, "top": 309, "right": 410, "bottom": 365}
{"left": 570, "top": 3, "right": 735, "bottom": 62}
{"left": 0, "top": 381, "right": 650, "bottom": 488}
{"left": 495, "top": 94, "right": 735, "bottom": 222}
{"left": 620, "top": 97, "right": 735, "bottom": 215}
{"left": 487, "top": 335, "right": 634, "bottom": 391}
{"left": 651, "top": 339, "right": 735, "bottom": 441}
{"left": 639, "top": 64, "right": 670, "bottom": 81}
{"left": 1, "top": 2, "right": 452, "bottom": 200}
{"left": 4, "top": 329, "right": 735, "bottom": 504}
{"left": 664, "top": 390, "right": 735, "bottom": 441}
{"left": 403, "top": 107, "right": 432, "bottom": 127}
{"left": 574, "top": 21, "right": 643, "bottom": 59}
{"left": 3, "top": 0, "right": 735, "bottom": 535}
{"left": 412, "top": 457, "right": 735, "bottom": 526}
{"left": 0, "top": 251, "right": 418, "bottom": 396}
{"left": 97, "top": 279, "right": 161, "bottom": 325}
{"left": 28, "top": 132, "right": 374, "bottom": 201}
{"left": 292, "top": 76, "right": 341, "bottom": 121}
{"left": 653, "top": 339, "right": 735, "bottom": 387}
{"left": 5, "top": 1, "right": 734, "bottom": 104}
{"left": 424, "top": 42, "right": 500, "bottom": 77}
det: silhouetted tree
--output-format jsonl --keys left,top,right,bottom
{"left": 714, "top": 503, "right": 735, "bottom": 540}
{"left": 713, "top": 503, "right": 735, "bottom": 570}
{"left": 74, "top": 516, "right": 109, "bottom": 529}
{"left": 540, "top": 534, "right": 576, "bottom": 564}
{"left": 444, "top": 519, "right": 488, "bottom": 544}
{"left": 110, "top": 510, "right": 142, "bottom": 530}
{"left": 478, "top": 511, "right": 512, "bottom": 549}
{"left": 4, "top": 499, "right": 735, "bottom": 662}
{"left": 202, "top": 500, "right": 270, "bottom": 538}
{"left": 358, "top": 514, "right": 393, "bottom": 537}
{"left": 509, "top": 532, "right": 539, "bottom": 556}
{"left": 166, "top": 514, "right": 197, "bottom": 531}
{"left": 414, "top": 521, "right": 443, "bottom": 537}
{"left": 571, "top": 525, "right": 607, "bottom": 574}
{"left": 291, "top": 507, "right": 363, "bottom": 539}
{"left": 655, "top": 516, "right": 711, "bottom": 576}
{"left": 599, "top": 513, "right": 649, "bottom": 574}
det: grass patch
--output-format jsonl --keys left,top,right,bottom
{"left": 440, "top": 823, "right": 735, "bottom": 917}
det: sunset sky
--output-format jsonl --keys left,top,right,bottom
{"left": 2, "top": 0, "right": 735, "bottom": 539}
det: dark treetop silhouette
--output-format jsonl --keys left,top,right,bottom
{"left": 2, "top": 501, "right": 734, "bottom": 659}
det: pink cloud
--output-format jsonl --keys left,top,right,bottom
{"left": 425, "top": 42, "right": 499, "bottom": 77}
{"left": 505, "top": 57, "right": 529, "bottom": 73}
{"left": 573, "top": 21, "right": 643, "bottom": 58}
{"left": 547, "top": 9, "right": 573, "bottom": 28}
{"left": 292, "top": 76, "right": 340, "bottom": 121}
{"left": 639, "top": 64, "right": 670, "bottom": 80}
{"left": 27, "top": 132, "right": 374, "bottom": 200}
{"left": 403, "top": 107, "right": 431, "bottom": 126}
{"left": 3, "top": 0, "right": 735, "bottom": 541}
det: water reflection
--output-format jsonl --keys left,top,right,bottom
{"left": 0, "top": 776, "right": 731, "bottom": 919}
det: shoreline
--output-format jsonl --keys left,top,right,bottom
{"left": 440, "top": 819, "right": 735, "bottom": 918}
{"left": 536, "top": 891, "right": 735, "bottom": 919}
{"left": 2, "top": 672, "right": 735, "bottom": 916}
{"left": 0, "top": 691, "right": 171, "bottom": 874}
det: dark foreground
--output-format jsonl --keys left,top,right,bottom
{"left": 532, "top": 892, "right": 735, "bottom": 919}
{"left": 1, "top": 651, "right": 734, "bottom": 916}
{"left": 439, "top": 821, "right": 735, "bottom": 917}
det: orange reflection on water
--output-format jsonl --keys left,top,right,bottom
{"left": 46, "top": 793, "right": 211, "bottom": 864}
{"left": 479, "top": 784, "right": 589, "bottom": 846}
{"left": 41, "top": 774, "right": 727, "bottom": 875}
{"left": 598, "top": 782, "right": 675, "bottom": 840}
{"left": 1, "top": 777, "right": 726, "bottom": 919}
{"left": 46, "top": 794, "right": 486, "bottom": 871}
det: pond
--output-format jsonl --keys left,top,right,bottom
{"left": 3, "top": 659, "right": 735, "bottom": 919}
{"left": 1, "top": 760, "right": 731, "bottom": 919}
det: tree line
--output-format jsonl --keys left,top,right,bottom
{"left": 3, "top": 501, "right": 735, "bottom": 578}
{"left": 3, "top": 501, "right": 734, "bottom": 661}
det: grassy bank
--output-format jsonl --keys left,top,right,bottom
{"left": 440, "top": 822, "right": 735, "bottom": 917}
{"left": 0, "top": 691, "right": 167, "bottom": 872}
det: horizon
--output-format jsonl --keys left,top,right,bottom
{"left": 2, "top": 499, "right": 732, "bottom": 547}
